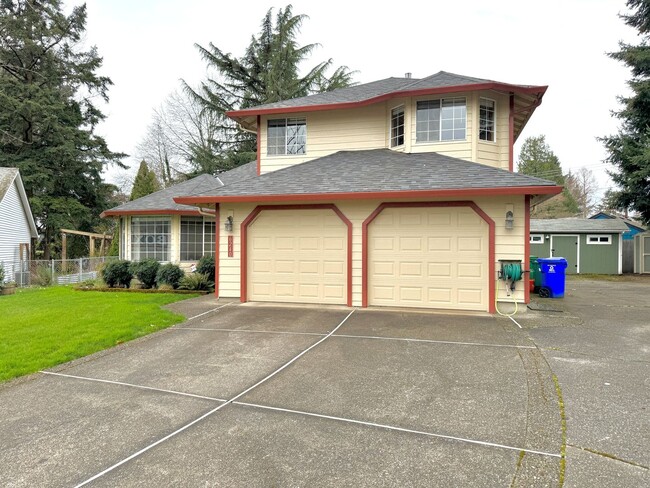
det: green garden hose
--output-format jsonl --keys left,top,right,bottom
{"left": 495, "top": 262, "right": 523, "bottom": 317}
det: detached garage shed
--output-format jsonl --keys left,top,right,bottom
{"left": 530, "top": 219, "right": 628, "bottom": 274}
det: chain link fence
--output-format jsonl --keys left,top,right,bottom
{"left": 5, "top": 256, "right": 118, "bottom": 287}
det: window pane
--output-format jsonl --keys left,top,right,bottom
{"left": 390, "top": 106, "right": 405, "bottom": 147}
{"left": 131, "top": 217, "right": 170, "bottom": 262}
{"left": 479, "top": 98, "right": 495, "bottom": 142}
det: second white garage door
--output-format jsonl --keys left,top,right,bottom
{"left": 248, "top": 209, "right": 347, "bottom": 304}
{"left": 368, "top": 206, "right": 488, "bottom": 311}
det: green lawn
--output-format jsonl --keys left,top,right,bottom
{"left": 0, "top": 287, "right": 198, "bottom": 382}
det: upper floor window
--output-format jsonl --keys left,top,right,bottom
{"left": 479, "top": 98, "right": 496, "bottom": 142}
{"left": 267, "top": 118, "right": 306, "bottom": 155}
{"left": 390, "top": 106, "right": 405, "bottom": 147}
{"left": 416, "top": 98, "right": 466, "bottom": 143}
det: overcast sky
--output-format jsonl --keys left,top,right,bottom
{"left": 82, "top": 0, "right": 638, "bottom": 198}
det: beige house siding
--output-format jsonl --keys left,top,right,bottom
{"left": 220, "top": 195, "right": 526, "bottom": 309}
{"left": 259, "top": 104, "right": 387, "bottom": 174}
{"left": 258, "top": 90, "right": 512, "bottom": 175}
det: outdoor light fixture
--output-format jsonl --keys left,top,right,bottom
{"left": 505, "top": 210, "right": 514, "bottom": 230}
{"left": 224, "top": 216, "right": 233, "bottom": 233}
{"left": 545, "top": 234, "right": 550, "bottom": 240}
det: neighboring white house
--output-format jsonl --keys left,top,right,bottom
{"left": 0, "top": 168, "right": 38, "bottom": 282}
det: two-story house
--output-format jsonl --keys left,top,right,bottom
{"left": 106, "top": 71, "right": 561, "bottom": 313}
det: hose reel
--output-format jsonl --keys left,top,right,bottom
{"left": 499, "top": 260, "right": 523, "bottom": 292}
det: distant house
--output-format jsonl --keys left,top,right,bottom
{"left": 0, "top": 168, "right": 38, "bottom": 282}
{"left": 589, "top": 212, "right": 646, "bottom": 240}
{"left": 530, "top": 218, "right": 628, "bottom": 274}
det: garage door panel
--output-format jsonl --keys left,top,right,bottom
{"left": 369, "top": 207, "right": 488, "bottom": 311}
{"left": 248, "top": 209, "right": 347, "bottom": 305}
{"left": 428, "top": 237, "right": 452, "bottom": 251}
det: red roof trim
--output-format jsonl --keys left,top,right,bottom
{"left": 226, "top": 82, "right": 548, "bottom": 120}
{"left": 100, "top": 209, "right": 202, "bottom": 218}
{"left": 174, "top": 185, "right": 562, "bottom": 205}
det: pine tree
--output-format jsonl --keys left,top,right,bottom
{"left": 517, "top": 136, "right": 580, "bottom": 218}
{"left": 184, "top": 5, "right": 355, "bottom": 172}
{"left": 130, "top": 161, "right": 161, "bottom": 201}
{"left": 0, "top": 0, "right": 125, "bottom": 258}
{"left": 601, "top": 0, "right": 650, "bottom": 224}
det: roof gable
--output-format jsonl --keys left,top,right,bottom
{"left": 0, "top": 167, "right": 38, "bottom": 238}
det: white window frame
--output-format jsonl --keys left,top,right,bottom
{"left": 130, "top": 216, "right": 171, "bottom": 262}
{"left": 479, "top": 97, "right": 496, "bottom": 143}
{"left": 267, "top": 117, "right": 306, "bottom": 156}
{"left": 180, "top": 216, "right": 216, "bottom": 261}
{"left": 390, "top": 105, "right": 405, "bottom": 148}
{"left": 529, "top": 234, "right": 544, "bottom": 244}
{"left": 587, "top": 234, "right": 612, "bottom": 245}
{"left": 415, "top": 97, "right": 467, "bottom": 143}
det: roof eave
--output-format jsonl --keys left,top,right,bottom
{"left": 100, "top": 208, "right": 203, "bottom": 218}
{"left": 174, "top": 185, "right": 561, "bottom": 205}
{"left": 225, "top": 82, "right": 548, "bottom": 126}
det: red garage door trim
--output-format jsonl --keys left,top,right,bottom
{"left": 362, "top": 201, "right": 496, "bottom": 313}
{"left": 241, "top": 204, "right": 353, "bottom": 306}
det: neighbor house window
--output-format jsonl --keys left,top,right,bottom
{"left": 267, "top": 118, "right": 306, "bottom": 155}
{"left": 530, "top": 234, "right": 544, "bottom": 244}
{"left": 390, "top": 106, "right": 405, "bottom": 147}
{"left": 479, "top": 98, "right": 496, "bottom": 142}
{"left": 587, "top": 235, "right": 611, "bottom": 245}
{"left": 131, "top": 217, "right": 171, "bottom": 261}
{"left": 181, "top": 216, "right": 216, "bottom": 261}
{"left": 416, "top": 98, "right": 466, "bottom": 142}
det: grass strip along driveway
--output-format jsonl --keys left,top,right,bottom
{"left": 0, "top": 287, "right": 197, "bottom": 382}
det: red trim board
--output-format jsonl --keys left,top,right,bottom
{"left": 101, "top": 209, "right": 202, "bottom": 218}
{"left": 240, "top": 204, "right": 353, "bottom": 307}
{"left": 256, "top": 115, "right": 261, "bottom": 176}
{"left": 361, "top": 201, "right": 496, "bottom": 313}
{"left": 214, "top": 203, "right": 220, "bottom": 298}
{"left": 524, "top": 196, "right": 531, "bottom": 304}
{"left": 509, "top": 94, "right": 515, "bottom": 172}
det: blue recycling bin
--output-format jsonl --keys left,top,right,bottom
{"left": 537, "top": 257, "right": 568, "bottom": 298}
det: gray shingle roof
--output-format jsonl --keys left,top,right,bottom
{"left": 240, "top": 71, "right": 527, "bottom": 113}
{"left": 103, "top": 162, "right": 256, "bottom": 215}
{"left": 189, "top": 149, "right": 558, "bottom": 199}
{"left": 531, "top": 218, "right": 628, "bottom": 233}
{"left": 0, "top": 167, "right": 19, "bottom": 202}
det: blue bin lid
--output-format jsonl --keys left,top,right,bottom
{"left": 538, "top": 257, "right": 568, "bottom": 265}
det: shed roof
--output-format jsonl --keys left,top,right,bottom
{"left": 176, "top": 149, "right": 561, "bottom": 204}
{"left": 531, "top": 218, "right": 628, "bottom": 233}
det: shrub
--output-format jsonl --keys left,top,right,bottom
{"left": 156, "top": 263, "right": 183, "bottom": 289}
{"left": 0, "top": 263, "right": 5, "bottom": 287}
{"left": 129, "top": 259, "right": 160, "bottom": 289}
{"left": 32, "top": 265, "right": 53, "bottom": 287}
{"left": 179, "top": 273, "right": 213, "bottom": 291}
{"left": 103, "top": 260, "right": 133, "bottom": 288}
{"left": 196, "top": 255, "right": 215, "bottom": 278}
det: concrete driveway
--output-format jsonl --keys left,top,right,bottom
{"left": 1, "top": 278, "right": 647, "bottom": 487}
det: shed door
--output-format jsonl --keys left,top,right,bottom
{"left": 551, "top": 235, "right": 578, "bottom": 274}
{"left": 247, "top": 209, "right": 347, "bottom": 304}
{"left": 368, "top": 207, "right": 488, "bottom": 311}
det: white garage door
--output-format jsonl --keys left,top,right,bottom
{"left": 248, "top": 209, "right": 347, "bottom": 304}
{"left": 368, "top": 207, "right": 488, "bottom": 311}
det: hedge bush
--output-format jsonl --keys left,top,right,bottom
{"left": 130, "top": 259, "right": 160, "bottom": 289}
{"left": 179, "top": 272, "right": 212, "bottom": 291}
{"left": 103, "top": 260, "right": 133, "bottom": 288}
{"left": 156, "top": 263, "right": 184, "bottom": 289}
{"left": 196, "top": 255, "right": 215, "bottom": 278}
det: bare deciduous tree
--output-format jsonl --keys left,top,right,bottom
{"left": 565, "top": 167, "right": 598, "bottom": 217}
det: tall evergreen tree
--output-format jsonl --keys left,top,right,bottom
{"left": 517, "top": 135, "right": 580, "bottom": 218}
{"left": 184, "top": 5, "right": 355, "bottom": 172}
{"left": 0, "top": 0, "right": 125, "bottom": 258}
{"left": 601, "top": 0, "right": 650, "bottom": 224}
{"left": 130, "top": 160, "right": 161, "bottom": 201}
